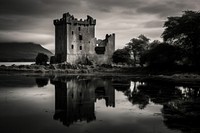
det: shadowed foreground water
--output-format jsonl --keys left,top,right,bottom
{"left": 0, "top": 74, "right": 199, "bottom": 133}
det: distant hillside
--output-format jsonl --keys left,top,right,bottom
{"left": 0, "top": 42, "right": 53, "bottom": 62}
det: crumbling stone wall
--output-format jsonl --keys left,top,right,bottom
{"left": 94, "top": 34, "right": 115, "bottom": 64}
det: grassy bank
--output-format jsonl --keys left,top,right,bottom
{"left": 0, "top": 63, "right": 200, "bottom": 85}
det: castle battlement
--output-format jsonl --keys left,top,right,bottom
{"left": 54, "top": 12, "right": 96, "bottom": 26}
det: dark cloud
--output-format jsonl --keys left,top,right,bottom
{"left": 143, "top": 20, "right": 164, "bottom": 28}
{"left": 0, "top": 0, "right": 79, "bottom": 16}
{"left": 83, "top": 0, "right": 142, "bottom": 13}
{"left": 136, "top": 1, "right": 196, "bottom": 17}
{"left": 0, "top": 15, "right": 53, "bottom": 34}
{"left": 0, "top": 0, "right": 40, "bottom": 15}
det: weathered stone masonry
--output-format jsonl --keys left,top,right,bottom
{"left": 53, "top": 12, "right": 115, "bottom": 64}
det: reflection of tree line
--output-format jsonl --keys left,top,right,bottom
{"left": 162, "top": 86, "right": 200, "bottom": 133}
{"left": 35, "top": 78, "right": 49, "bottom": 87}
{"left": 114, "top": 80, "right": 200, "bottom": 133}
{"left": 35, "top": 77, "right": 200, "bottom": 132}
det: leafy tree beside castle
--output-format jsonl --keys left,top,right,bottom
{"left": 35, "top": 53, "right": 49, "bottom": 65}
{"left": 162, "top": 11, "right": 200, "bottom": 66}
{"left": 126, "top": 34, "right": 150, "bottom": 66}
{"left": 112, "top": 48, "right": 131, "bottom": 64}
{"left": 140, "top": 43, "right": 181, "bottom": 68}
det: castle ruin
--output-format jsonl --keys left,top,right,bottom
{"left": 52, "top": 13, "right": 115, "bottom": 64}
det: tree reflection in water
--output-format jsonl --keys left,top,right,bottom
{"left": 35, "top": 78, "right": 49, "bottom": 87}
{"left": 112, "top": 79, "right": 149, "bottom": 109}
{"left": 116, "top": 80, "right": 200, "bottom": 133}
{"left": 162, "top": 86, "right": 200, "bottom": 133}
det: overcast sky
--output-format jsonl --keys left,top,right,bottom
{"left": 0, "top": 0, "right": 199, "bottom": 52}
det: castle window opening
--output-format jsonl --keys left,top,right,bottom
{"left": 71, "top": 45, "right": 74, "bottom": 49}
{"left": 72, "top": 31, "right": 74, "bottom": 35}
{"left": 80, "top": 46, "right": 82, "bottom": 50}
{"left": 78, "top": 27, "right": 81, "bottom": 31}
{"left": 79, "top": 35, "right": 83, "bottom": 40}
{"left": 95, "top": 47, "right": 105, "bottom": 54}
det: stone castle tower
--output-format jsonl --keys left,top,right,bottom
{"left": 53, "top": 12, "right": 115, "bottom": 64}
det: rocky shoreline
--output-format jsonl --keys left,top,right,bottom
{"left": 0, "top": 63, "right": 98, "bottom": 74}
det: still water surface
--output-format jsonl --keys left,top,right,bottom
{"left": 0, "top": 62, "right": 34, "bottom": 66}
{"left": 0, "top": 74, "right": 199, "bottom": 133}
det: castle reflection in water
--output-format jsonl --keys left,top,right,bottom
{"left": 50, "top": 77, "right": 115, "bottom": 126}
